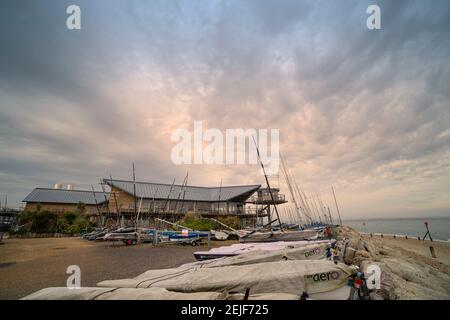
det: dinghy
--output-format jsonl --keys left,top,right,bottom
{"left": 239, "top": 229, "right": 318, "bottom": 243}
{"left": 95, "top": 259, "right": 357, "bottom": 299}
{"left": 194, "top": 240, "right": 333, "bottom": 260}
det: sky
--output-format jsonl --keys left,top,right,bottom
{"left": 0, "top": 0, "right": 449, "bottom": 220}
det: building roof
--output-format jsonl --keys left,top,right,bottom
{"left": 104, "top": 179, "right": 261, "bottom": 202}
{"left": 23, "top": 188, "right": 109, "bottom": 205}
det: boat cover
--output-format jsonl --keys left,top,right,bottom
{"left": 97, "top": 260, "right": 356, "bottom": 295}
{"left": 22, "top": 287, "right": 226, "bottom": 300}
{"left": 194, "top": 240, "right": 332, "bottom": 259}
{"left": 240, "top": 230, "right": 318, "bottom": 243}
{"left": 194, "top": 242, "right": 331, "bottom": 263}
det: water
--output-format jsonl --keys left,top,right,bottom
{"left": 344, "top": 217, "right": 450, "bottom": 241}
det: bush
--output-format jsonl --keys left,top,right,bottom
{"left": 63, "top": 212, "right": 78, "bottom": 225}
{"left": 19, "top": 210, "right": 36, "bottom": 225}
{"left": 51, "top": 217, "right": 70, "bottom": 233}
{"left": 30, "top": 211, "right": 58, "bottom": 233}
{"left": 217, "top": 216, "right": 241, "bottom": 230}
{"left": 178, "top": 213, "right": 215, "bottom": 231}
{"left": 66, "top": 216, "right": 93, "bottom": 234}
{"left": 16, "top": 210, "right": 93, "bottom": 234}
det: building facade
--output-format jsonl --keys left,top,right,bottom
{"left": 23, "top": 188, "right": 109, "bottom": 216}
{"left": 104, "top": 179, "right": 262, "bottom": 220}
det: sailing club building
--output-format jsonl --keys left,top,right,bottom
{"left": 105, "top": 179, "right": 261, "bottom": 216}
{"left": 22, "top": 179, "right": 287, "bottom": 226}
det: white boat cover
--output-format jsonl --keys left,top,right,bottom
{"left": 190, "top": 242, "right": 331, "bottom": 267}
{"left": 97, "top": 260, "right": 356, "bottom": 295}
{"left": 194, "top": 239, "right": 333, "bottom": 257}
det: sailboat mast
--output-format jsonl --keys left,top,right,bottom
{"left": 132, "top": 163, "right": 137, "bottom": 225}
{"left": 331, "top": 186, "right": 343, "bottom": 226}
{"left": 109, "top": 175, "right": 121, "bottom": 227}
{"left": 252, "top": 137, "right": 282, "bottom": 229}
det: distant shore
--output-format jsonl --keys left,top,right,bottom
{"left": 343, "top": 217, "right": 450, "bottom": 241}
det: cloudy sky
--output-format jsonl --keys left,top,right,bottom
{"left": 0, "top": 0, "right": 449, "bottom": 219}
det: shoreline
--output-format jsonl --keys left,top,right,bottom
{"left": 358, "top": 232, "right": 450, "bottom": 243}
{"left": 342, "top": 218, "right": 450, "bottom": 242}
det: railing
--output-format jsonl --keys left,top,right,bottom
{"left": 248, "top": 193, "right": 286, "bottom": 203}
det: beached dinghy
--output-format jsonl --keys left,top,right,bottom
{"left": 194, "top": 240, "right": 333, "bottom": 260}
{"left": 96, "top": 260, "right": 356, "bottom": 300}
{"left": 240, "top": 229, "right": 318, "bottom": 243}
{"left": 22, "top": 287, "right": 227, "bottom": 300}
{"left": 211, "top": 230, "right": 229, "bottom": 240}
{"left": 103, "top": 228, "right": 154, "bottom": 244}
{"left": 22, "top": 287, "right": 317, "bottom": 300}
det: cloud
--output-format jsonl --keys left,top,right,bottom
{"left": 0, "top": 0, "right": 449, "bottom": 219}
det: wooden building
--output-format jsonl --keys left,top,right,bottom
{"left": 104, "top": 179, "right": 262, "bottom": 221}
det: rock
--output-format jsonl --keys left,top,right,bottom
{"left": 344, "top": 247, "right": 356, "bottom": 264}
{"left": 355, "top": 250, "right": 372, "bottom": 259}
{"left": 363, "top": 241, "right": 378, "bottom": 256}
{"left": 369, "top": 292, "right": 385, "bottom": 300}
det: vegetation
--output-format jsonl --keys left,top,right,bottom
{"left": 177, "top": 212, "right": 241, "bottom": 231}
{"left": 17, "top": 210, "right": 93, "bottom": 234}
{"left": 217, "top": 216, "right": 241, "bottom": 230}
{"left": 177, "top": 212, "right": 215, "bottom": 231}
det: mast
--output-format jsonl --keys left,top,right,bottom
{"left": 155, "top": 217, "right": 192, "bottom": 231}
{"left": 151, "top": 186, "right": 159, "bottom": 214}
{"left": 136, "top": 196, "right": 143, "bottom": 229}
{"left": 164, "top": 178, "right": 176, "bottom": 213}
{"left": 100, "top": 179, "right": 111, "bottom": 223}
{"left": 174, "top": 172, "right": 188, "bottom": 214}
{"left": 331, "top": 186, "right": 343, "bottom": 226}
{"left": 252, "top": 136, "right": 282, "bottom": 229}
{"left": 132, "top": 163, "right": 137, "bottom": 227}
{"left": 90, "top": 185, "right": 102, "bottom": 224}
{"left": 280, "top": 155, "right": 303, "bottom": 225}
{"left": 328, "top": 207, "right": 334, "bottom": 225}
{"left": 217, "top": 178, "right": 222, "bottom": 214}
{"left": 179, "top": 172, "right": 189, "bottom": 214}
{"left": 109, "top": 175, "right": 121, "bottom": 227}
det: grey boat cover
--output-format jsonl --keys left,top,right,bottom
{"left": 22, "top": 287, "right": 226, "bottom": 300}
{"left": 97, "top": 260, "right": 356, "bottom": 295}
{"left": 22, "top": 286, "right": 305, "bottom": 300}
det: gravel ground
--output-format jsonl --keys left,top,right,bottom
{"left": 0, "top": 237, "right": 233, "bottom": 300}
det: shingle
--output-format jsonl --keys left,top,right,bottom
{"left": 23, "top": 188, "right": 109, "bottom": 205}
{"left": 104, "top": 179, "right": 260, "bottom": 202}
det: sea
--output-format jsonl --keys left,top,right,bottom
{"left": 343, "top": 217, "right": 450, "bottom": 241}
